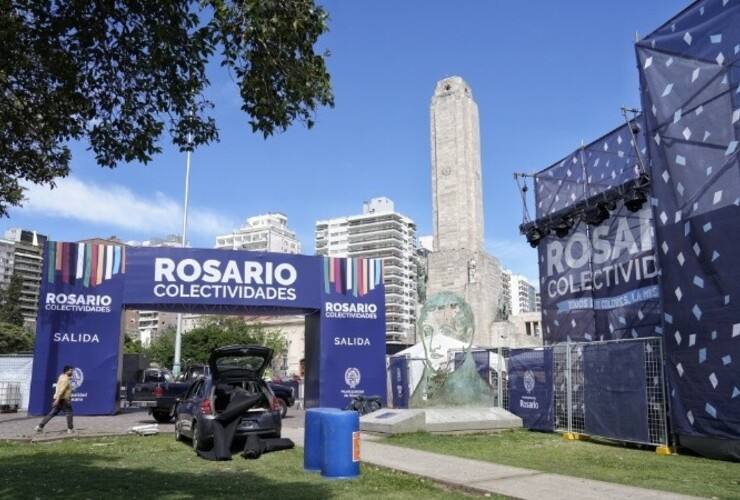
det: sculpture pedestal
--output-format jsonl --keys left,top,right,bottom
{"left": 360, "top": 407, "right": 522, "bottom": 435}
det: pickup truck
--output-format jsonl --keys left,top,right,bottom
{"left": 128, "top": 368, "right": 195, "bottom": 423}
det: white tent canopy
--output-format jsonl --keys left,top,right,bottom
{"left": 395, "top": 334, "right": 468, "bottom": 370}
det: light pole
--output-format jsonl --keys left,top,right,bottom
{"left": 172, "top": 138, "right": 192, "bottom": 378}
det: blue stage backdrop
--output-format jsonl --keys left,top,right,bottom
{"left": 507, "top": 349, "right": 553, "bottom": 432}
{"left": 29, "top": 242, "right": 125, "bottom": 415}
{"left": 637, "top": 0, "right": 740, "bottom": 443}
{"left": 535, "top": 121, "right": 661, "bottom": 344}
{"left": 31, "top": 246, "right": 387, "bottom": 414}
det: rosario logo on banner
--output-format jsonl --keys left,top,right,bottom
{"left": 43, "top": 242, "right": 126, "bottom": 313}
{"left": 323, "top": 256, "right": 383, "bottom": 297}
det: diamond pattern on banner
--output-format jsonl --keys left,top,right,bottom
{"left": 637, "top": 0, "right": 740, "bottom": 440}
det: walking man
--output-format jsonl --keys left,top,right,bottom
{"left": 36, "top": 365, "right": 75, "bottom": 434}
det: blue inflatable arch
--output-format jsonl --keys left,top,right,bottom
{"left": 30, "top": 244, "right": 387, "bottom": 415}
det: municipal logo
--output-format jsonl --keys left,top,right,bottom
{"left": 345, "top": 367, "right": 361, "bottom": 389}
{"left": 523, "top": 370, "right": 535, "bottom": 394}
{"left": 71, "top": 367, "right": 84, "bottom": 391}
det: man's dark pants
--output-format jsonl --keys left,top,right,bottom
{"left": 39, "top": 400, "right": 74, "bottom": 430}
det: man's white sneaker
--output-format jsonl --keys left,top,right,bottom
{"left": 67, "top": 429, "right": 75, "bottom": 434}
{"left": 35, "top": 426, "right": 43, "bottom": 433}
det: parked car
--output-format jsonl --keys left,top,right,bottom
{"left": 173, "top": 344, "right": 282, "bottom": 451}
{"left": 128, "top": 368, "right": 192, "bottom": 423}
{"left": 267, "top": 381, "right": 295, "bottom": 418}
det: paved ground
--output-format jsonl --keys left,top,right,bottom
{"left": 0, "top": 407, "right": 700, "bottom": 499}
{"left": 0, "top": 406, "right": 306, "bottom": 442}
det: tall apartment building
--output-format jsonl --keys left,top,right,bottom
{"left": 215, "top": 213, "right": 301, "bottom": 254}
{"left": 213, "top": 214, "right": 303, "bottom": 362}
{"left": 426, "top": 76, "right": 502, "bottom": 347}
{"left": 501, "top": 270, "right": 539, "bottom": 316}
{"left": 3, "top": 229, "right": 47, "bottom": 327}
{"left": 315, "top": 197, "right": 418, "bottom": 343}
{"left": 0, "top": 238, "right": 14, "bottom": 292}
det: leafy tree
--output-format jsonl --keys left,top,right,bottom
{"left": 0, "top": 0, "right": 334, "bottom": 217}
{"left": 146, "top": 316, "right": 285, "bottom": 370}
{"left": 0, "top": 321, "right": 34, "bottom": 354}
{"left": 0, "top": 272, "right": 25, "bottom": 326}
{"left": 123, "top": 333, "right": 144, "bottom": 354}
{"left": 146, "top": 326, "right": 177, "bottom": 368}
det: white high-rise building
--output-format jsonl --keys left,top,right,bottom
{"left": 315, "top": 197, "right": 418, "bottom": 343}
{"left": 216, "top": 213, "right": 300, "bottom": 254}
{"left": 126, "top": 234, "right": 183, "bottom": 248}
{"left": 501, "top": 270, "right": 538, "bottom": 316}
{"left": 4, "top": 228, "right": 46, "bottom": 327}
{"left": 0, "top": 238, "right": 15, "bottom": 292}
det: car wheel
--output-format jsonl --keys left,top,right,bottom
{"left": 153, "top": 410, "right": 173, "bottom": 423}
{"left": 174, "top": 421, "right": 184, "bottom": 442}
{"left": 279, "top": 398, "right": 288, "bottom": 418}
{"left": 192, "top": 421, "right": 211, "bottom": 451}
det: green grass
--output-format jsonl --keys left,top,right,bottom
{"left": 383, "top": 429, "right": 740, "bottom": 499}
{"left": 0, "top": 435, "right": 487, "bottom": 500}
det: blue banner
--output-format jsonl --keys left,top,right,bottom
{"left": 539, "top": 203, "right": 661, "bottom": 343}
{"left": 389, "top": 356, "right": 409, "bottom": 409}
{"left": 583, "top": 342, "right": 649, "bottom": 443}
{"left": 557, "top": 285, "right": 660, "bottom": 313}
{"left": 29, "top": 242, "right": 125, "bottom": 415}
{"left": 317, "top": 257, "right": 387, "bottom": 409}
{"left": 123, "top": 247, "right": 323, "bottom": 311}
{"left": 507, "top": 349, "right": 554, "bottom": 431}
{"left": 636, "top": 0, "right": 740, "bottom": 443}
{"left": 539, "top": 220, "right": 596, "bottom": 342}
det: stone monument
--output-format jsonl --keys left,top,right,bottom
{"left": 426, "top": 76, "right": 502, "bottom": 347}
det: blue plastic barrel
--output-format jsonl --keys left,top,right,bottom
{"left": 321, "top": 410, "right": 360, "bottom": 479}
{"left": 303, "top": 408, "right": 330, "bottom": 471}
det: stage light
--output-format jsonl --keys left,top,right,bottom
{"left": 583, "top": 204, "right": 611, "bottom": 226}
{"left": 526, "top": 227, "right": 546, "bottom": 248}
{"left": 624, "top": 188, "right": 648, "bottom": 212}
{"left": 553, "top": 217, "right": 574, "bottom": 238}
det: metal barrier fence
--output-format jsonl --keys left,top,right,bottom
{"left": 388, "top": 338, "right": 669, "bottom": 448}
{"left": 551, "top": 337, "right": 669, "bottom": 447}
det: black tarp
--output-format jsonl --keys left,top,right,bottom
{"left": 196, "top": 389, "right": 294, "bottom": 461}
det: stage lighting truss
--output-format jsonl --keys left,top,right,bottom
{"left": 583, "top": 203, "right": 611, "bottom": 226}
{"left": 623, "top": 173, "right": 651, "bottom": 212}
{"left": 525, "top": 226, "right": 546, "bottom": 248}
{"left": 553, "top": 217, "right": 574, "bottom": 238}
{"left": 519, "top": 174, "right": 651, "bottom": 244}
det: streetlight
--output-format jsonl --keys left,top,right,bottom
{"left": 172, "top": 132, "right": 193, "bottom": 378}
